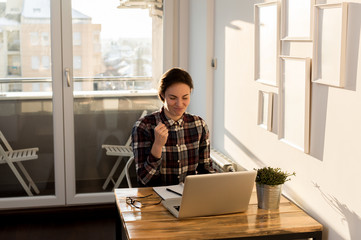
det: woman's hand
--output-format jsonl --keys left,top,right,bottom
{"left": 154, "top": 122, "right": 169, "bottom": 146}
{"left": 151, "top": 122, "right": 168, "bottom": 158}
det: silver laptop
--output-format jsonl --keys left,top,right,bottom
{"left": 162, "top": 171, "right": 257, "bottom": 219}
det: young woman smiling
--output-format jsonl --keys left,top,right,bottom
{"left": 131, "top": 67, "right": 214, "bottom": 186}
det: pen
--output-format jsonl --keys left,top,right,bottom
{"left": 166, "top": 188, "right": 182, "bottom": 196}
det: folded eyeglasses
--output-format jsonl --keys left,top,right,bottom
{"left": 126, "top": 194, "right": 162, "bottom": 209}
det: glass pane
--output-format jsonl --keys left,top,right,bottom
{"left": 0, "top": 0, "right": 55, "bottom": 197}
{"left": 71, "top": 0, "right": 163, "bottom": 193}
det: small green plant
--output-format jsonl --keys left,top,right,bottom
{"left": 254, "top": 167, "right": 296, "bottom": 186}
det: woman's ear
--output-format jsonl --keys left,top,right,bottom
{"left": 159, "top": 93, "right": 165, "bottom": 102}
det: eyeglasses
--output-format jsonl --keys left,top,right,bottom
{"left": 126, "top": 194, "right": 162, "bottom": 209}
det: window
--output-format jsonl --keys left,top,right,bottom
{"left": 1, "top": 0, "right": 163, "bottom": 94}
{"left": 73, "top": 32, "right": 81, "bottom": 46}
{"left": 41, "top": 32, "right": 50, "bottom": 46}
{"left": 7, "top": 55, "right": 21, "bottom": 76}
{"left": 30, "top": 32, "right": 39, "bottom": 46}
{"left": 33, "top": 8, "right": 41, "bottom": 13}
{"left": 7, "top": 30, "right": 20, "bottom": 51}
{"left": 71, "top": 0, "right": 163, "bottom": 92}
{"left": 0, "top": 0, "right": 165, "bottom": 206}
{"left": 73, "top": 56, "right": 82, "bottom": 69}
{"left": 31, "top": 56, "right": 40, "bottom": 69}
{"left": 42, "top": 55, "right": 50, "bottom": 69}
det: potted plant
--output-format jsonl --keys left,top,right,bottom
{"left": 254, "top": 167, "right": 296, "bottom": 210}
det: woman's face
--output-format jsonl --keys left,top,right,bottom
{"left": 162, "top": 82, "right": 191, "bottom": 121}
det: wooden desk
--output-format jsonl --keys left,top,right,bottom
{"left": 114, "top": 187, "right": 323, "bottom": 240}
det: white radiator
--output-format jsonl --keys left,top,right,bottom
{"left": 210, "top": 149, "right": 236, "bottom": 172}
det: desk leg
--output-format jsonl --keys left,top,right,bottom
{"left": 116, "top": 210, "right": 128, "bottom": 240}
{"left": 313, "top": 231, "right": 323, "bottom": 240}
{"left": 116, "top": 209, "right": 128, "bottom": 240}
{"left": 115, "top": 209, "right": 121, "bottom": 240}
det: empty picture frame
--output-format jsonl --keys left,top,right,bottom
{"left": 281, "top": 0, "right": 315, "bottom": 41}
{"left": 258, "top": 91, "right": 274, "bottom": 131}
{"left": 278, "top": 56, "right": 311, "bottom": 153}
{"left": 312, "top": 3, "right": 348, "bottom": 87}
{"left": 254, "top": 2, "right": 280, "bottom": 86}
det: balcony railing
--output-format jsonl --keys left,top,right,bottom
{"left": 0, "top": 76, "right": 157, "bottom": 99}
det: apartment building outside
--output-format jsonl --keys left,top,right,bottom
{"left": 0, "top": 0, "right": 154, "bottom": 93}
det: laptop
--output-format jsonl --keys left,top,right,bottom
{"left": 162, "top": 171, "right": 257, "bottom": 219}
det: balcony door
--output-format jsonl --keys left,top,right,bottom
{"left": 0, "top": 0, "right": 65, "bottom": 209}
{"left": 63, "top": 0, "right": 163, "bottom": 204}
{"left": 0, "top": 0, "right": 163, "bottom": 209}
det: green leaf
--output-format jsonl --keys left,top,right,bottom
{"left": 254, "top": 167, "right": 296, "bottom": 185}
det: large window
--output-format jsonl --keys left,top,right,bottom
{"left": 69, "top": 0, "right": 163, "bottom": 196}
{"left": 0, "top": 0, "right": 163, "bottom": 94}
{"left": 0, "top": 0, "right": 163, "bottom": 204}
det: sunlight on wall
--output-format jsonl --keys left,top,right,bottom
{"left": 224, "top": 20, "right": 254, "bottom": 138}
{"left": 210, "top": 1, "right": 361, "bottom": 239}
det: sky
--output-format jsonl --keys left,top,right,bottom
{"left": 71, "top": 0, "right": 152, "bottom": 39}
{"left": 0, "top": 0, "right": 152, "bottom": 39}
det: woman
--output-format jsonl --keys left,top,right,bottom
{"left": 131, "top": 67, "right": 214, "bottom": 186}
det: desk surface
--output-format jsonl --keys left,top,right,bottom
{"left": 114, "top": 187, "right": 323, "bottom": 240}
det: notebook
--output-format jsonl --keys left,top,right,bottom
{"left": 161, "top": 171, "right": 257, "bottom": 219}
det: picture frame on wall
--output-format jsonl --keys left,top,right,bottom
{"left": 281, "top": 0, "right": 315, "bottom": 41}
{"left": 254, "top": 2, "right": 280, "bottom": 87}
{"left": 278, "top": 56, "right": 311, "bottom": 153}
{"left": 258, "top": 90, "right": 274, "bottom": 132}
{"left": 312, "top": 3, "right": 349, "bottom": 88}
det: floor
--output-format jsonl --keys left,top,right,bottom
{"left": 0, "top": 204, "right": 117, "bottom": 240}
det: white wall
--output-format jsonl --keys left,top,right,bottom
{"left": 187, "top": 0, "right": 207, "bottom": 119}
{"left": 187, "top": 0, "right": 361, "bottom": 239}
{"left": 187, "top": 0, "right": 214, "bottom": 131}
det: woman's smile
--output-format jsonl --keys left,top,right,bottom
{"left": 162, "top": 83, "right": 191, "bottom": 121}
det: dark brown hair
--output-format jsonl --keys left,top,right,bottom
{"left": 158, "top": 67, "right": 194, "bottom": 102}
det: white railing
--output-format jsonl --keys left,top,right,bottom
{"left": 0, "top": 76, "right": 157, "bottom": 100}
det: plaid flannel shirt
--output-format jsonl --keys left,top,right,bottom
{"left": 131, "top": 107, "right": 213, "bottom": 186}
